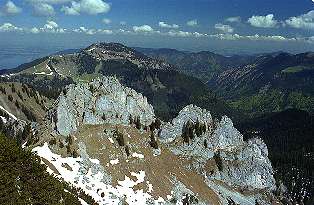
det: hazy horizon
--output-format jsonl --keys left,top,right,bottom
{"left": 0, "top": 0, "right": 313, "bottom": 65}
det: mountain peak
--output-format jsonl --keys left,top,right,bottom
{"left": 84, "top": 42, "right": 136, "bottom": 54}
{"left": 6, "top": 42, "right": 174, "bottom": 78}
{"left": 75, "top": 42, "right": 174, "bottom": 71}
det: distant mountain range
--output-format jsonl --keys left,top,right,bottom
{"left": 210, "top": 52, "right": 314, "bottom": 117}
{"left": 136, "top": 47, "right": 256, "bottom": 83}
{"left": 0, "top": 43, "right": 238, "bottom": 121}
{"left": 138, "top": 47, "right": 314, "bottom": 117}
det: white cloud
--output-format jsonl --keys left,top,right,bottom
{"left": 100, "top": 29, "right": 113, "bottom": 34}
{"left": 187, "top": 19, "right": 198, "bottom": 27}
{"left": 0, "top": 1, "right": 22, "bottom": 16}
{"left": 0, "top": 21, "right": 67, "bottom": 34}
{"left": 44, "top": 20, "right": 58, "bottom": 29}
{"left": 215, "top": 23, "right": 234, "bottom": 33}
{"left": 225, "top": 16, "right": 241, "bottom": 23}
{"left": 40, "top": 20, "right": 66, "bottom": 33}
{"left": 285, "top": 10, "right": 314, "bottom": 30}
{"left": 166, "top": 30, "right": 206, "bottom": 38}
{"left": 133, "top": 25, "right": 154, "bottom": 33}
{"left": 159, "top": 21, "right": 179, "bottom": 29}
{"left": 0, "top": 22, "right": 23, "bottom": 32}
{"left": 73, "top": 26, "right": 112, "bottom": 35}
{"left": 61, "top": 0, "right": 110, "bottom": 15}
{"left": 248, "top": 14, "right": 278, "bottom": 28}
{"left": 73, "top": 26, "right": 88, "bottom": 32}
{"left": 30, "top": 27, "right": 40, "bottom": 34}
{"left": 32, "top": 3, "right": 55, "bottom": 16}
{"left": 167, "top": 30, "right": 191, "bottom": 37}
{"left": 117, "top": 28, "right": 132, "bottom": 34}
{"left": 102, "top": 18, "right": 111, "bottom": 24}
{"left": 61, "top": 4, "right": 79, "bottom": 15}
{"left": 86, "top": 29, "right": 96, "bottom": 35}
{"left": 209, "top": 33, "right": 297, "bottom": 43}
{"left": 27, "top": 0, "right": 72, "bottom": 4}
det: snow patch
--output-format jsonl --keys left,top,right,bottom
{"left": 0, "top": 105, "right": 17, "bottom": 120}
{"left": 0, "top": 116, "right": 7, "bottom": 124}
{"left": 109, "top": 159, "right": 119, "bottom": 165}
{"left": 78, "top": 197, "right": 89, "bottom": 205}
{"left": 90, "top": 158, "right": 100, "bottom": 164}
{"left": 132, "top": 152, "right": 144, "bottom": 159}
{"left": 32, "top": 143, "right": 165, "bottom": 205}
{"left": 21, "top": 141, "right": 27, "bottom": 149}
{"left": 34, "top": 72, "right": 54, "bottom": 76}
{"left": 108, "top": 137, "right": 114, "bottom": 144}
{"left": 46, "top": 64, "right": 52, "bottom": 71}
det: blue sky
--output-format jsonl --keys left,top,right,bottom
{"left": 0, "top": 0, "right": 314, "bottom": 54}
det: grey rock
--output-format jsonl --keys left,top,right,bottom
{"left": 208, "top": 116, "right": 244, "bottom": 151}
{"left": 159, "top": 104, "right": 213, "bottom": 142}
{"left": 52, "top": 76, "right": 155, "bottom": 136}
{"left": 160, "top": 105, "right": 276, "bottom": 191}
{"left": 3, "top": 118, "right": 28, "bottom": 140}
{"left": 214, "top": 138, "right": 276, "bottom": 190}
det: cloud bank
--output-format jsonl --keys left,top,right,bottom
{"left": 248, "top": 14, "right": 278, "bottom": 28}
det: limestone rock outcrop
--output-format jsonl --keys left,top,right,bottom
{"left": 159, "top": 105, "right": 213, "bottom": 142}
{"left": 52, "top": 76, "right": 155, "bottom": 136}
{"left": 159, "top": 104, "right": 276, "bottom": 191}
{"left": 50, "top": 79, "right": 276, "bottom": 194}
{"left": 215, "top": 138, "right": 276, "bottom": 190}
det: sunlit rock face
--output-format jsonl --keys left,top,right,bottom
{"left": 208, "top": 116, "right": 244, "bottom": 151}
{"left": 159, "top": 105, "right": 276, "bottom": 191}
{"left": 53, "top": 76, "right": 155, "bottom": 136}
{"left": 210, "top": 118, "right": 275, "bottom": 190}
{"left": 159, "top": 104, "right": 213, "bottom": 142}
{"left": 215, "top": 138, "right": 276, "bottom": 190}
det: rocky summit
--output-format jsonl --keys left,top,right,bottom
{"left": 159, "top": 105, "right": 275, "bottom": 191}
{"left": 3, "top": 75, "right": 279, "bottom": 205}
{"left": 52, "top": 76, "right": 155, "bottom": 136}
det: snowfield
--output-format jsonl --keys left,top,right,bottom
{"left": 32, "top": 143, "right": 167, "bottom": 205}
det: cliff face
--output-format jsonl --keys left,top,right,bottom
{"left": 30, "top": 76, "right": 279, "bottom": 204}
{"left": 159, "top": 105, "right": 275, "bottom": 191}
{"left": 53, "top": 77, "right": 155, "bottom": 136}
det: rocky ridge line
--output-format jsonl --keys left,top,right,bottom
{"left": 52, "top": 76, "right": 276, "bottom": 193}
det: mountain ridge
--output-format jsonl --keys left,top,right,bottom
{"left": 209, "top": 51, "right": 314, "bottom": 117}
{"left": 31, "top": 76, "right": 279, "bottom": 204}
{"left": 0, "top": 42, "right": 240, "bottom": 122}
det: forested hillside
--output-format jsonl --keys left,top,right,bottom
{"left": 0, "top": 133, "right": 96, "bottom": 205}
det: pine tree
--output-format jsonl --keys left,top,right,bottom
{"left": 149, "top": 131, "right": 158, "bottom": 149}
{"left": 195, "top": 119, "right": 201, "bottom": 137}
{"left": 135, "top": 116, "right": 141, "bottom": 130}
{"left": 204, "top": 139, "right": 208, "bottom": 148}
{"left": 8, "top": 95, "right": 13, "bottom": 102}
{"left": 15, "top": 100, "right": 20, "bottom": 109}
{"left": 114, "top": 130, "right": 125, "bottom": 146}
{"left": 125, "top": 145, "right": 130, "bottom": 156}
{"left": 214, "top": 152, "right": 223, "bottom": 172}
